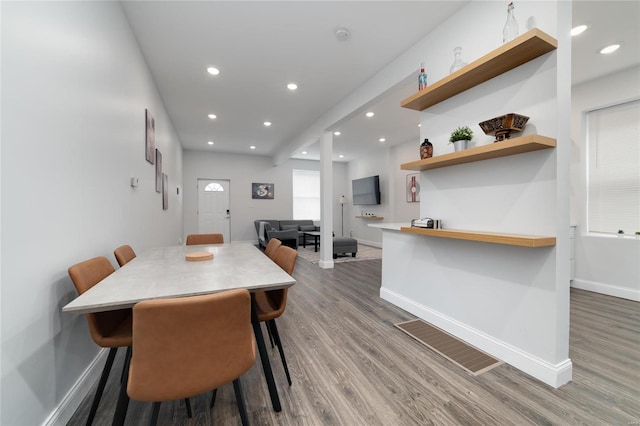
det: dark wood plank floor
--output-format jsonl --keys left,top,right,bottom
{"left": 67, "top": 257, "right": 640, "bottom": 425}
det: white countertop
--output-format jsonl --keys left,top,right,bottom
{"left": 367, "top": 222, "right": 410, "bottom": 231}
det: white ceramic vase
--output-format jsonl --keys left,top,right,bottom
{"left": 452, "top": 140, "right": 469, "bottom": 152}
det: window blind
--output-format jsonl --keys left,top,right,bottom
{"left": 587, "top": 99, "right": 640, "bottom": 234}
{"left": 292, "top": 169, "right": 320, "bottom": 220}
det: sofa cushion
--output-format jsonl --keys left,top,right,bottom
{"left": 299, "top": 224, "right": 316, "bottom": 232}
{"left": 281, "top": 224, "right": 299, "bottom": 231}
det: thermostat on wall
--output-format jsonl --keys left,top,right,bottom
{"left": 130, "top": 177, "right": 139, "bottom": 188}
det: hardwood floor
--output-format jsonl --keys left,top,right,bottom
{"left": 67, "top": 258, "right": 640, "bottom": 425}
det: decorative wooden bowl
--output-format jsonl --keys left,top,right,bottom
{"left": 185, "top": 252, "right": 213, "bottom": 262}
{"left": 479, "top": 113, "right": 529, "bottom": 142}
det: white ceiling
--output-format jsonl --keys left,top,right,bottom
{"left": 121, "top": 1, "right": 639, "bottom": 163}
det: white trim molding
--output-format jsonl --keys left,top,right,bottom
{"left": 380, "top": 287, "right": 573, "bottom": 388}
{"left": 572, "top": 278, "right": 640, "bottom": 302}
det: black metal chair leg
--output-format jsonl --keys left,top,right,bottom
{"left": 86, "top": 347, "right": 118, "bottom": 426}
{"left": 184, "top": 398, "right": 192, "bottom": 418}
{"left": 250, "top": 295, "right": 281, "bottom": 412}
{"left": 210, "top": 388, "right": 218, "bottom": 408}
{"left": 111, "top": 346, "right": 132, "bottom": 426}
{"left": 233, "top": 378, "right": 250, "bottom": 426}
{"left": 120, "top": 346, "right": 131, "bottom": 383}
{"left": 265, "top": 321, "right": 275, "bottom": 348}
{"left": 150, "top": 402, "right": 161, "bottom": 426}
{"left": 269, "top": 319, "right": 292, "bottom": 386}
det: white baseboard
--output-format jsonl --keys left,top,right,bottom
{"left": 380, "top": 287, "right": 573, "bottom": 389}
{"left": 43, "top": 349, "right": 108, "bottom": 426}
{"left": 318, "top": 259, "right": 335, "bottom": 269}
{"left": 356, "top": 238, "right": 382, "bottom": 248}
{"left": 571, "top": 278, "right": 640, "bottom": 302}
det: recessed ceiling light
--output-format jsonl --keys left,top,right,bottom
{"left": 206, "top": 67, "right": 220, "bottom": 75}
{"left": 600, "top": 44, "right": 620, "bottom": 54}
{"left": 418, "top": 123, "right": 421, "bottom": 127}
{"left": 365, "top": 112, "right": 374, "bottom": 118}
{"left": 301, "top": 151, "right": 307, "bottom": 155}
{"left": 263, "top": 121, "right": 272, "bottom": 127}
{"left": 333, "top": 131, "right": 341, "bottom": 136}
{"left": 249, "top": 145, "right": 256, "bottom": 150}
{"left": 339, "top": 154, "right": 344, "bottom": 158}
{"left": 287, "top": 83, "right": 298, "bottom": 91}
{"left": 208, "top": 114, "right": 217, "bottom": 119}
{"left": 207, "top": 141, "right": 214, "bottom": 145}
{"left": 571, "top": 25, "right": 588, "bottom": 36}
{"left": 379, "top": 138, "right": 386, "bottom": 142}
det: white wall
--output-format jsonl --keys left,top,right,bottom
{"left": 183, "top": 150, "right": 348, "bottom": 242}
{"left": 376, "top": 0, "right": 573, "bottom": 387}
{"left": 570, "top": 66, "right": 640, "bottom": 301}
{"left": 1, "top": 2, "right": 184, "bottom": 425}
{"left": 345, "top": 139, "right": 420, "bottom": 245}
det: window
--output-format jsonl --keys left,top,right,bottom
{"left": 587, "top": 99, "right": 639, "bottom": 234}
{"left": 204, "top": 182, "right": 224, "bottom": 192}
{"left": 292, "top": 169, "right": 320, "bottom": 220}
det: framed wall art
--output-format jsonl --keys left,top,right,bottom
{"left": 155, "top": 149, "right": 162, "bottom": 193}
{"left": 145, "top": 109, "right": 155, "bottom": 164}
{"left": 162, "top": 173, "right": 168, "bottom": 210}
{"left": 252, "top": 183, "right": 274, "bottom": 199}
{"left": 406, "top": 173, "right": 420, "bottom": 202}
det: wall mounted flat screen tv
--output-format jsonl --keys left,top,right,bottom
{"left": 352, "top": 175, "right": 381, "bottom": 205}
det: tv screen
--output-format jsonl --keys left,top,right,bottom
{"left": 352, "top": 175, "right": 381, "bottom": 205}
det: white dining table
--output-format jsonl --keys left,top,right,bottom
{"left": 62, "top": 242, "right": 296, "bottom": 424}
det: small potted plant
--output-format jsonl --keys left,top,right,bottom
{"left": 450, "top": 126, "right": 474, "bottom": 152}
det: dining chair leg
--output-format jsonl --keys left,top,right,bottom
{"left": 210, "top": 388, "right": 218, "bottom": 408}
{"left": 184, "top": 398, "right": 192, "bottom": 418}
{"left": 149, "top": 402, "right": 161, "bottom": 426}
{"left": 111, "top": 346, "right": 132, "bottom": 426}
{"left": 86, "top": 347, "right": 118, "bottom": 426}
{"left": 233, "top": 378, "right": 250, "bottom": 426}
{"left": 265, "top": 322, "right": 275, "bottom": 349}
{"left": 250, "top": 296, "right": 281, "bottom": 412}
{"left": 269, "top": 319, "right": 292, "bottom": 386}
{"left": 120, "top": 346, "right": 131, "bottom": 383}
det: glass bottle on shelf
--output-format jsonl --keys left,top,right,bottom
{"left": 449, "top": 47, "right": 468, "bottom": 74}
{"left": 420, "top": 138, "right": 433, "bottom": 159}
{"left": 503, "top": 1, "right": 519, "bottom": 43}
{"left": 418, "top": 62, "right": 428, "bottom": 91}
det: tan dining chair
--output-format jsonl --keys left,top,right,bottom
{"left": 68, "top": 256, "right": 132, "bottom": 426}
{"left": 185, "top": 233, "right": 224, "bottom": 245}
{"left": 253, "top": 245, "right": 297, "bottom": 386}
{"left": 264, "top": 238, "right": 282, "bottom": 260}
{"left": 114, "top": 244, "right": 136, "bottom": 267}
{"left": 126, "top": 290, "right": 255, "bottom": 426}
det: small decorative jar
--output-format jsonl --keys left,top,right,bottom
{"left": 420, "top": 138, "right": 433, "bottom": 159}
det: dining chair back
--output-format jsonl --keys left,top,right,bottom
{"left": 114, "top": 245, "right": 136, "bottom": 267}
{"left": 127, "top": 289, "right": 255, "bottom": 425}
{"left": 253, "top": 245, "right": 297, "bottom": 386}
{"left": 185, "top": 233, "right": 224, "bottom": 245}
{"left": 68, "top": 256, "right": 132, "bottom": 425}
{"left": 264, "top": 238, "right": 282, "bottom": 260}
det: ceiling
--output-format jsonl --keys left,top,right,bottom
{"left": 121, "top": 1, "right": 639, "bottom": 163}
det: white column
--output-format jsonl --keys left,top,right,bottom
{"left": 319, "top": 131, "right": 334, "bottom": 269}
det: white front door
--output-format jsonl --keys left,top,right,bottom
{"left": 197, "top": 179, "right": 230, "bottom": 242}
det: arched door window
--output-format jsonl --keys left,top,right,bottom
{"left": 204, "top": 182, "right": 224, "bottom": 192}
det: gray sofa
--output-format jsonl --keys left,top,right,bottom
{"left": 254, "top": 220, "right": 319, "bottom": 250}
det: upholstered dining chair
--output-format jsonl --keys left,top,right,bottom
{"left": 253, "top": 245, "right": 297, "bottom": 386}
{"left": 126, "top": 290, "right": 255, "bottom": 426}
{"left": 185, "top": 233, "right": 224, "bottom": 245}
{"left": 68, "top": 256, "right": 132, "bottom": 426}
{"left": 264, "top": 238, "right": 282, "bottom": 260}
{"left": 114, "top": 244, "right": 136, "bottom": 267}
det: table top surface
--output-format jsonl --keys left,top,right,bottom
{"left": 303, "top": 231, "right": 321, "bottom": 236}
{"left": 63, "top": 242, "right": 296, "bottom": 314}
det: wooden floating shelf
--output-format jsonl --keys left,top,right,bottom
{"left": 401, "top": 134, "right": 556, "bottom": 171}
{"left": 401, "top": 29, "right": 558, "bottom": 111}
{"left": 400, "top": 227, "right": 556, "bottom": 248}
{"left": 356, "top": 216, "right": 385, "bottom": 220}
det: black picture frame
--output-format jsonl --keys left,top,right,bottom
{"left": 252, "top": 182, "right": 274, "bottom": 199}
